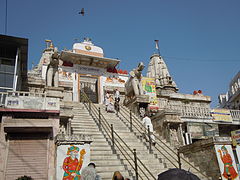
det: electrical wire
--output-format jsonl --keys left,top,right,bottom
{"left": 163, "top": 56, "right": 240, "bottom": 62}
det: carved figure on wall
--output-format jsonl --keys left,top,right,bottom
{"left": 62, "top": 145, "right": 86, "bottom": 180}
{"left": 139, "top": 107, "right": 146, "bottom": 118}
{"left": 125, "top": 62, "right": 145, "bottom": 98}
{"left": 46, "top": 47, "right": 59, "bottom": 87}
{"left": 59, "top": 125, "right": 66, "bottom": 134}
{"left": 170, "top": 129, "right": 180, "bottom": 147}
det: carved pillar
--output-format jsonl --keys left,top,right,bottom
{"left": 166, "top": 123, "right": 170, "bottom": 142}
{"left": 67, "top": 117, "right": 72, "bottom": 136}
{"left": 178, "top": 124, "right": 185, "bottom": 146}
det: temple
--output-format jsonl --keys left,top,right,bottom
{"left": 0, "top": 35, "right": 240, "bottom": 180}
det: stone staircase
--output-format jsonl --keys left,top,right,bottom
{"left": 71, "top": 102, "right": 210, "bottom": 180}
{"left": 118, "top": 105, "right": 211, "bottom": 180}
{"left": 71, "top": 103, "right": 132, "bottom": 180}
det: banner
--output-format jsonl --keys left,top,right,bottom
{"left": 211, "top": 109, "right": 232, "bottom": 122}
{"left": 141, "top": 77, "right": 157, "bottom": 105}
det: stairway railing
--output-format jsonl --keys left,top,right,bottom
{"left": 80, "top": 91, "right": 157, "bottom": 180}
{"left": 119, "top": 104, "right": 209, "bottom": 179}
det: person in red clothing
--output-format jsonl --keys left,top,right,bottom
{"left": 218, "top": 146, "right": 238, "bottom": 179}
{"left": 62, "top": 145, "right": 86, "bottom": 180}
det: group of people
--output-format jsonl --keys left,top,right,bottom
{"left": 105, "top": 89, "right": 120, "bottom": 113}
{"left": 80, "top": 163, "right": 130, "bottom": 180}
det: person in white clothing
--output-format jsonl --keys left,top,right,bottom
{"left": 142, "top": 114, "right": 155, "bottom": 144}
{"left": 114, "top": 88, "right": 120, "bottom": 102}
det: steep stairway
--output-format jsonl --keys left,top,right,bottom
{"left": 71, "top": 103, "right": 132, "bottom": 180}
{"left": 71, "top": 102, "right": 210, "bottom": 180}
{"left": 118, "top": 105, "right": 211, "bottom": 180}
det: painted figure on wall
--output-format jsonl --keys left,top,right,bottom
{"left": 218, "top": 146, "right": 238, "bottom": 179}
{"left": 62, "top": 145, "right": 86, "bottom": 180}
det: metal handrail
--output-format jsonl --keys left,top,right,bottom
{"left": 119, "top": 104, "right": 209, "bottom": 179}
{"left": 118, "top": 106, "right": 179, "bottom": 167}
{"left": 80, "top": 91, "right": 157, "bottom": 180}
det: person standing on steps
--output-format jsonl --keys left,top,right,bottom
{"left": 142, "top": 114, "right": 155, "bottom": 145}
{"left": 114, "top": 88, "right": 120, "bottom": 114}
{"left": 105, "top": 91, "right": 110, "bottom": 111}
{"left": 114, "top": 88, "right": 120, "bottom": 102}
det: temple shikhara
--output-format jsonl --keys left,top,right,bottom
{"left": 0, "top": 34, "right": 240, "bottom": 180}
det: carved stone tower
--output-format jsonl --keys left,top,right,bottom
{"left": 147, "top": 54, "right": 178, "bottom": 95}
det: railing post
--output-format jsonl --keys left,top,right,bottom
{"left": 111, "top": 124, "right": 115, "bottom": 153}
{"left": 130, "top": 110, "right": 132, "bottom": 131}
{"left": 89, "top": 101, "right": 91, "bottom": 115}
{"left": 148, "top": 125, "right": 152, "bottom": 153}
{"left": 133, "top": 149, "right": 139, "bottom": 180}
{"left": 177, "top": 148, "right": 182, "bottom": 169}
{"left": 98, "top": 107, "right": 101, "bottom": 127}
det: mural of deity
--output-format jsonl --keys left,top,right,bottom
{"left": 218, "top": 146, "right": 238, "bottom": 179}
{"left": 62, "top": 145, "right": 86, "bottom": 180}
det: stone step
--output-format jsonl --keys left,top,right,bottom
{"left": 91, "top": 155, "right": 118, "bottom": 160}
{"left": 90, "top": 150, "right": 113, "bottom": 155}
{"left": 72, "top": 127, "right": 100, "bottom": 132}
{"left": 72, "top": 131, "right": 103, "bottom": 135}
{"left": 94, "top": 165, "right": 126, "bottom": 172}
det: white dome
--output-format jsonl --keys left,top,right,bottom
{"left": 73, "top": 38, "right": 104, "bottom": 57}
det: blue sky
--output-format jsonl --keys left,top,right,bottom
{"left": 0, "top": 0, "right": 239, "bottom": 107}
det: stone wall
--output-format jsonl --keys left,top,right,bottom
{"left": 179, "top": 137, "right": 231, "bottom": 179}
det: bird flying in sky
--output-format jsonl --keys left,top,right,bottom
{"left": 79, "top": 8, "right": 85, "bottom": 16}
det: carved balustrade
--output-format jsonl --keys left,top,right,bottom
{"left": 230, "top": 109, "right": 240, "bottom": 121}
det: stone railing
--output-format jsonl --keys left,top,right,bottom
{"left": 164, "top": 103, "right": 212, "bottom": 119}
{"left": 7, "top": 91, "right": 46, "bottom": 97}
{"left": 1, "top": 91, "right": 59, "bottom": 111}
{"left": 230, "top": 109, "right": 240, "bottom": 121}
{"left": 0, "top": 92, "right": 8, "bottom": 106}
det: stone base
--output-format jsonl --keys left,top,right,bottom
{"left": 45, "top": 86, "right": 64, "bottom": 99}
{"left": 124, "top": 95, "right": 149, "bottom": 106}
{"left": 124, "top": 95, "right": 150, "bottom": 115}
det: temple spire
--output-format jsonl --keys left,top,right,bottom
{"left": 147, "top": 53, "right": 178, "bottom": 93}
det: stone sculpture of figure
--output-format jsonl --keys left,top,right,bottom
{"left": 125, "top": 62, "right": 145, "bottom": 98}
{"left": 46, "top": 47, "right": 59, "bottom": 87}
{"left": 139, "top": 107, "right": 146, "bottom": 118}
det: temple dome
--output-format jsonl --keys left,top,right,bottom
{"left": 73, "top": 38, "right": 104, "bottom": 57}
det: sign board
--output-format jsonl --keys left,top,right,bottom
{"left": 56, "top": 144, "right": 90, "bottom": 180}
{"left": 215, "top": 145, "right": 239, "bottom": 180}
{"left": 5, "top": 96, "right": 59, "bottom": 111}
{"left": 211, "top": 109, "right": 233, "bottom": 122}
{"left": 232, "top": 130, "right": 240, "bottom": 146}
